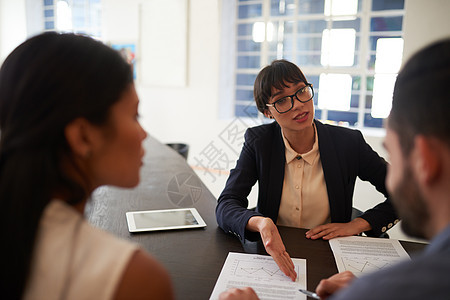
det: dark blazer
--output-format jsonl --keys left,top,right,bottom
{"left": 216, "top": 119, "right": 399, "bottom": 242}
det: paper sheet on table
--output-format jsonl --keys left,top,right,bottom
{"left": 329, "top": 236, "right": 410, "bottom": 277}
{"left": 210, "top": 252, "right": 307, "bottom": 300}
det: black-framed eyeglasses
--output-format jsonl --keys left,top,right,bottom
{"left": 266, "top": 83, "right": 314, "bottom": 114}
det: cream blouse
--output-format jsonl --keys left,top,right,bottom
{"left": 277, "top": 125, "right": 330, "bottom": 228}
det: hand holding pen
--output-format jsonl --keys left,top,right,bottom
{"left": 299, "top": 288, "right": 320, "bottom": 299}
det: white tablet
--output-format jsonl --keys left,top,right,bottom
{"left": 125, "top": 208, "right": 207, "bottom": 232}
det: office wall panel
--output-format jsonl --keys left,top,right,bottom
{"left": 140, "top": 0, "right": 188, "bottom": 87}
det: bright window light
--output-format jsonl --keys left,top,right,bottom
{"left": 56, "top": 0, "right": 73, "bottom": 31}
{"left": 371, "top": 74, "right": 397, "bottom": 118}
{"left": 371, "top": 38, "right": 404, "bottom": 118}
{"left": 252, "top": 22, "right": 265, "bottom": 43}
{"left": 324, "top": 0, "right": 358, "bottom": 16}
{"left": 318, "top": 74, "right": 352, "bottom": 111}
{"left": 375, "top": 38, "right": 404, "bottom": 73}
{"left": 321, "top": 29, "right": 356, "bottom": 66}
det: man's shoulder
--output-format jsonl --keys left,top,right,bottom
{"left": 331, "top": 251, "right": 450, "bottom": 300}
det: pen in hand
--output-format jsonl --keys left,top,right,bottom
{"left": 298, "top": 288, "right": 320, "bottom": 299}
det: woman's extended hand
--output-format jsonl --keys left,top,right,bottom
{"left": 305, "top": 218, "right": 371, "bottom": 240}
{"left": 247, "top": 217, "right": 297, "bottom": 281}
{"left": 315, "top": 271, "right": 355, "bottom": 299}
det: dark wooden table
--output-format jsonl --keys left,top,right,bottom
{"left": 86, "top": 135, "right": 427, "bottom": 300}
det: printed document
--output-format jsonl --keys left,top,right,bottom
{"left": 210, "top": 252, "right": 307, "bottom": 300}
{"left": 329, "top": 236, "right": 410, "bottom": 277}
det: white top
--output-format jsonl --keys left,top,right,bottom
{"left": 277, "top": 126, "right": 330, "bottom": 228}
{"left": 24, "top": 200, "right": 139, "bottom": 300}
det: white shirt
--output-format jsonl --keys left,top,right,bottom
{"left": 24, "top": 200, "right": 139, "bottom": 300}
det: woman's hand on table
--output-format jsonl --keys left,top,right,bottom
{"left": 305, "top": 218, "right": 371, "bottom": 240}
{"left": 247, "top": 217, "right": 297, "bottom": 281}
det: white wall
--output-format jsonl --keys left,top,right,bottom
{"left": 0, "top": 0, "right": 27, "bottom": 61}
{"left": 402, "top": 0, "right": 450, "bottom": 66}
{"left": 103, "top": 0, "right": 234, "bottom": 169}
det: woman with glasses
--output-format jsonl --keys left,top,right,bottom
{"left": 216, "top": 59, "right": 398, "bottom": 281}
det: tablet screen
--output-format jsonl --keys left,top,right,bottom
{"left": 126, "top": 208, "right": 207, "bottom": 232}
{"left": 134, "top": 209, "right": 198, "bottom": 229}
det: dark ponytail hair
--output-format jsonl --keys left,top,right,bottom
{"left": 0, "top": 32, "right": 133, "bottom": 298}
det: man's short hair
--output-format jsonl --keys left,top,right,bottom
{"left": 389, "top": 39, "right": 450, "bottom": 155}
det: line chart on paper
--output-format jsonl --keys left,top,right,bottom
{"left": 341, "top": 257, "right": 394, "bottom": 276}
{"left": 231, "top": 257, "right": 299, "bottom": 281}
{"left": 329, "top": 236, "right": 411, "bottom": 278}
{"left": 209, "top": 252, "right": 307, "bottom": 300}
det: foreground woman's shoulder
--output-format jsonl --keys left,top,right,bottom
{"left": 114, "top": 248, "right": 175, "bottom": 300}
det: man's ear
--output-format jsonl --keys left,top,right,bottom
{"left": 64, "top": 118, "right": 98, "bottom": 158}
{"left": 412, "top": 136, "right": 441, "bottom": 185}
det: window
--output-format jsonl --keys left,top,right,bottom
{"left": 233, "top": 0, "right": 405, "bottom": 129}
{"left": 43, "top": 0, "right": 102, "bottom": 38}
